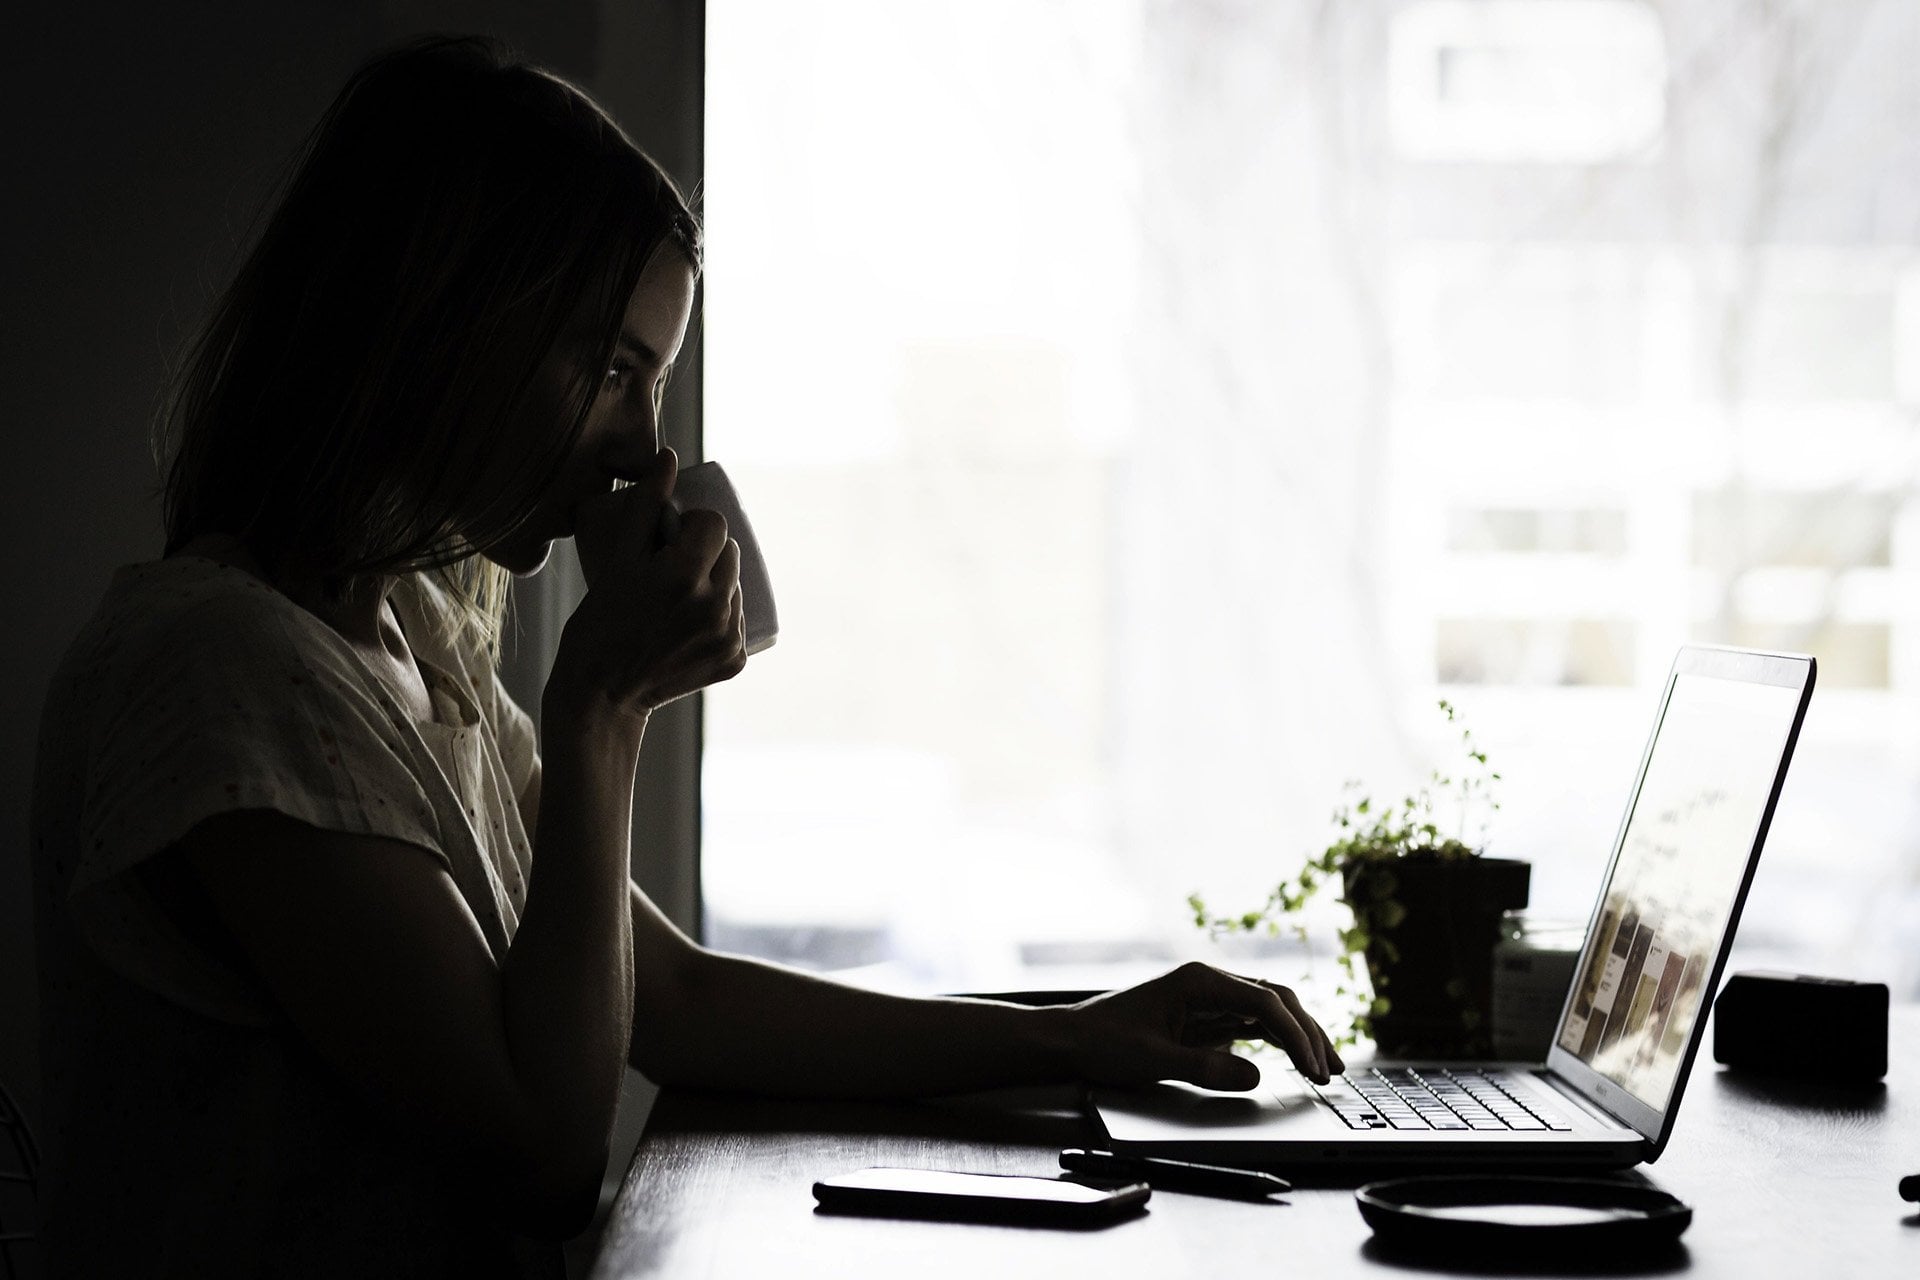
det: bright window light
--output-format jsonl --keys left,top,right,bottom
{"left": 1389, "top": 0, "right": 1667, "bottom": 163}
{"left": 703, "top": 0, "right": 1920, "bottom": 1010}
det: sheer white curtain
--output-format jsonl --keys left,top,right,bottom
{"left": 701, "top": 0, "right": 1920, "bottom": 1008}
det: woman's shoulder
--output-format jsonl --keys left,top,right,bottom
{"left": 83, "top": 554, "right": 321, "bottom": 659}
{"left": 48, "top": 556, "right": 356, "bottom": 723}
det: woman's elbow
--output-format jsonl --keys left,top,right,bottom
{"left": 627, "top": 1034, "right": 688, "bottom": 1089}
{"left": 507, "top": 1142, "right": 610, "bottom": 1241}
{"left": 627, "top": 951, "right": 709, "bottom": 1087}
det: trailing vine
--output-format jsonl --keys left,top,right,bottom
{"left": 1188, "top": 700, "right": 1500, "bottom": 1050}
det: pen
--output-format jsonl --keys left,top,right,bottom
{"left": 1060, "top": 1149, "right": 1291, "bottom": 1199}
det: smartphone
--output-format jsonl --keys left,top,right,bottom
{"left": 812, "top": 1167, "right": 1150, "bottom": 1227}
{"left": 662, "top": 460, "right": 778, "bottom": 655}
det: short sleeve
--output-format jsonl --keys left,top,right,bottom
{"left": 69, "top": 595, "right": 450, "bottom": 1024}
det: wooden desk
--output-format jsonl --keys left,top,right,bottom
{"left": 591, "top": 1010, "right": 1920, "bottom": 1278}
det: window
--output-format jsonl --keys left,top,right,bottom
{"left": 704, "top": 0, "right": 1920, "bottom": 1006}
{"left": 1448, "top": 508, "right": 1629, "bottom": 556}
{"left": 1388, "top": 0, "right": 1666, "bottom": 163}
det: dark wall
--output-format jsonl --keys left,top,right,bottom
{"left": 1, "top": 0, "right": 701, "bottom": 1141}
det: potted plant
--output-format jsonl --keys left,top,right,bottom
{"left": 1189, "top": 701, "right": 1528, "bottom": 1058}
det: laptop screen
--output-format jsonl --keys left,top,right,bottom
{"left": 1553, "top": 669, "right": 1805, "bottom": 1112}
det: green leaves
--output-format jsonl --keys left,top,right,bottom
{"left": 1186, "top": 698, "right": 1503, "bottom": 1052}
{"left": 1186, "top": 892, "right": 1209, "bottom": 930}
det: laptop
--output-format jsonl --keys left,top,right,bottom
{"left": 1090, "top": 645, "right": 1816, "bottom": 1171}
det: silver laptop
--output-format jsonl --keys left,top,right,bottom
{"left": 1091, "top": 645, "right": 1815, "bottom": 1170}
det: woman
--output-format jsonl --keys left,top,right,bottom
{"left": 29, "top": 35, "right": 1338, "bottom": 1278}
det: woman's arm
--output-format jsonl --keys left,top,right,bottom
{"left": 624, "top": 883, "right": 1338, "bottom": 1098}
{"left": 523, "top": 737, "right": 1338, "bottom": 1095}
{"left": 514, "top": 725, "right": 1339, "bottom": 1096}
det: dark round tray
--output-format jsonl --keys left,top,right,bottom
{"left": 1355, "top": 1175, "right": 1691, "bottom": 1256}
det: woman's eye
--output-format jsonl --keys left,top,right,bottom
{"left": 605, "top": 363, "right": 634, "bottom": 391}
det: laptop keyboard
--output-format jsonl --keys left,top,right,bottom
{"left": 1312, "top": 1067, "right": 1575, "bottom": 1132}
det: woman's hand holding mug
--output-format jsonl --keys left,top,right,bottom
{"left": 551, "top": 448, "right": 747, "bottom": 724}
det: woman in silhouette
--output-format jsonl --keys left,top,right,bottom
{"left": 30, "top": 35, "right": 1338, "bottom": 1278}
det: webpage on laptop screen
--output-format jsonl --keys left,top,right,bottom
{"left": 1556, "top": 672, "right": 1802, "bottom": 1111}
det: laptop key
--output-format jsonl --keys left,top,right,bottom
{"left": 1386, "top": 1113, "right": 1432, "bottom": 1130}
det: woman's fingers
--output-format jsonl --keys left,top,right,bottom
{"left": 1256, "top": 978, "right": 1344, "bottom": 1077}
{"left": 1067, "top": 964, "right": 1346, "bottom": 1094}
{"left": 708, "top": 536, "right": 741, "bottom": 593}
{"left": 1176, "top": 963, "right": 1328, "bottom": 1084}
{"left": 581, "top": 450, "right": 680, "bottom": 576}
{"left": 1178, "top": 986, "right": 1343, "bottom": 1077}
{"left": 669, "top": 507, "right": 730, "bottom": 573}
{"left": 660, "top": 541, "right": 746, "bottom": 682}
{"left": 1203, "top": 965, "right": 1338, "bottom": 1082}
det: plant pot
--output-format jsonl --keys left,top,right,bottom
{"left": 1341, "top": 854, "right": 1531, "bottom": 1058}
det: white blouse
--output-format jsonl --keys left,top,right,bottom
{"left": 30, "top": 555, "right": 558, "bottom": 1278}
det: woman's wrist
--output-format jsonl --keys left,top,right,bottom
{"left": 541, "top": 678, "right": 650, "bottom": 752}
{"left": 1031, "top": 1000, "right": 1087, "bottom": 1083}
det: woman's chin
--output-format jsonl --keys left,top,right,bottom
{"left": 481, "top": 537, "right": 554, "bottom": 578}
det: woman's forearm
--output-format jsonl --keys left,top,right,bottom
{"left": 633, "top": 944, "right": 1078, "bottom": 1098}
{"left": 499, "top": 699, "right": 643, "bottom": 1199}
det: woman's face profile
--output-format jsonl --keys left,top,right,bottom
{"left": 480, "top": 247, "right": 698, "bottom": 577}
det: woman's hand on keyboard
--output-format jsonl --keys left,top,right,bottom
{"left": 1065, "top": 962, "right": 1342, "bottom": 1090}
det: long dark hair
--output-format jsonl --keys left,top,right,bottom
{"left": 153, "top": 34, "right": 701, "bottom": 659}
